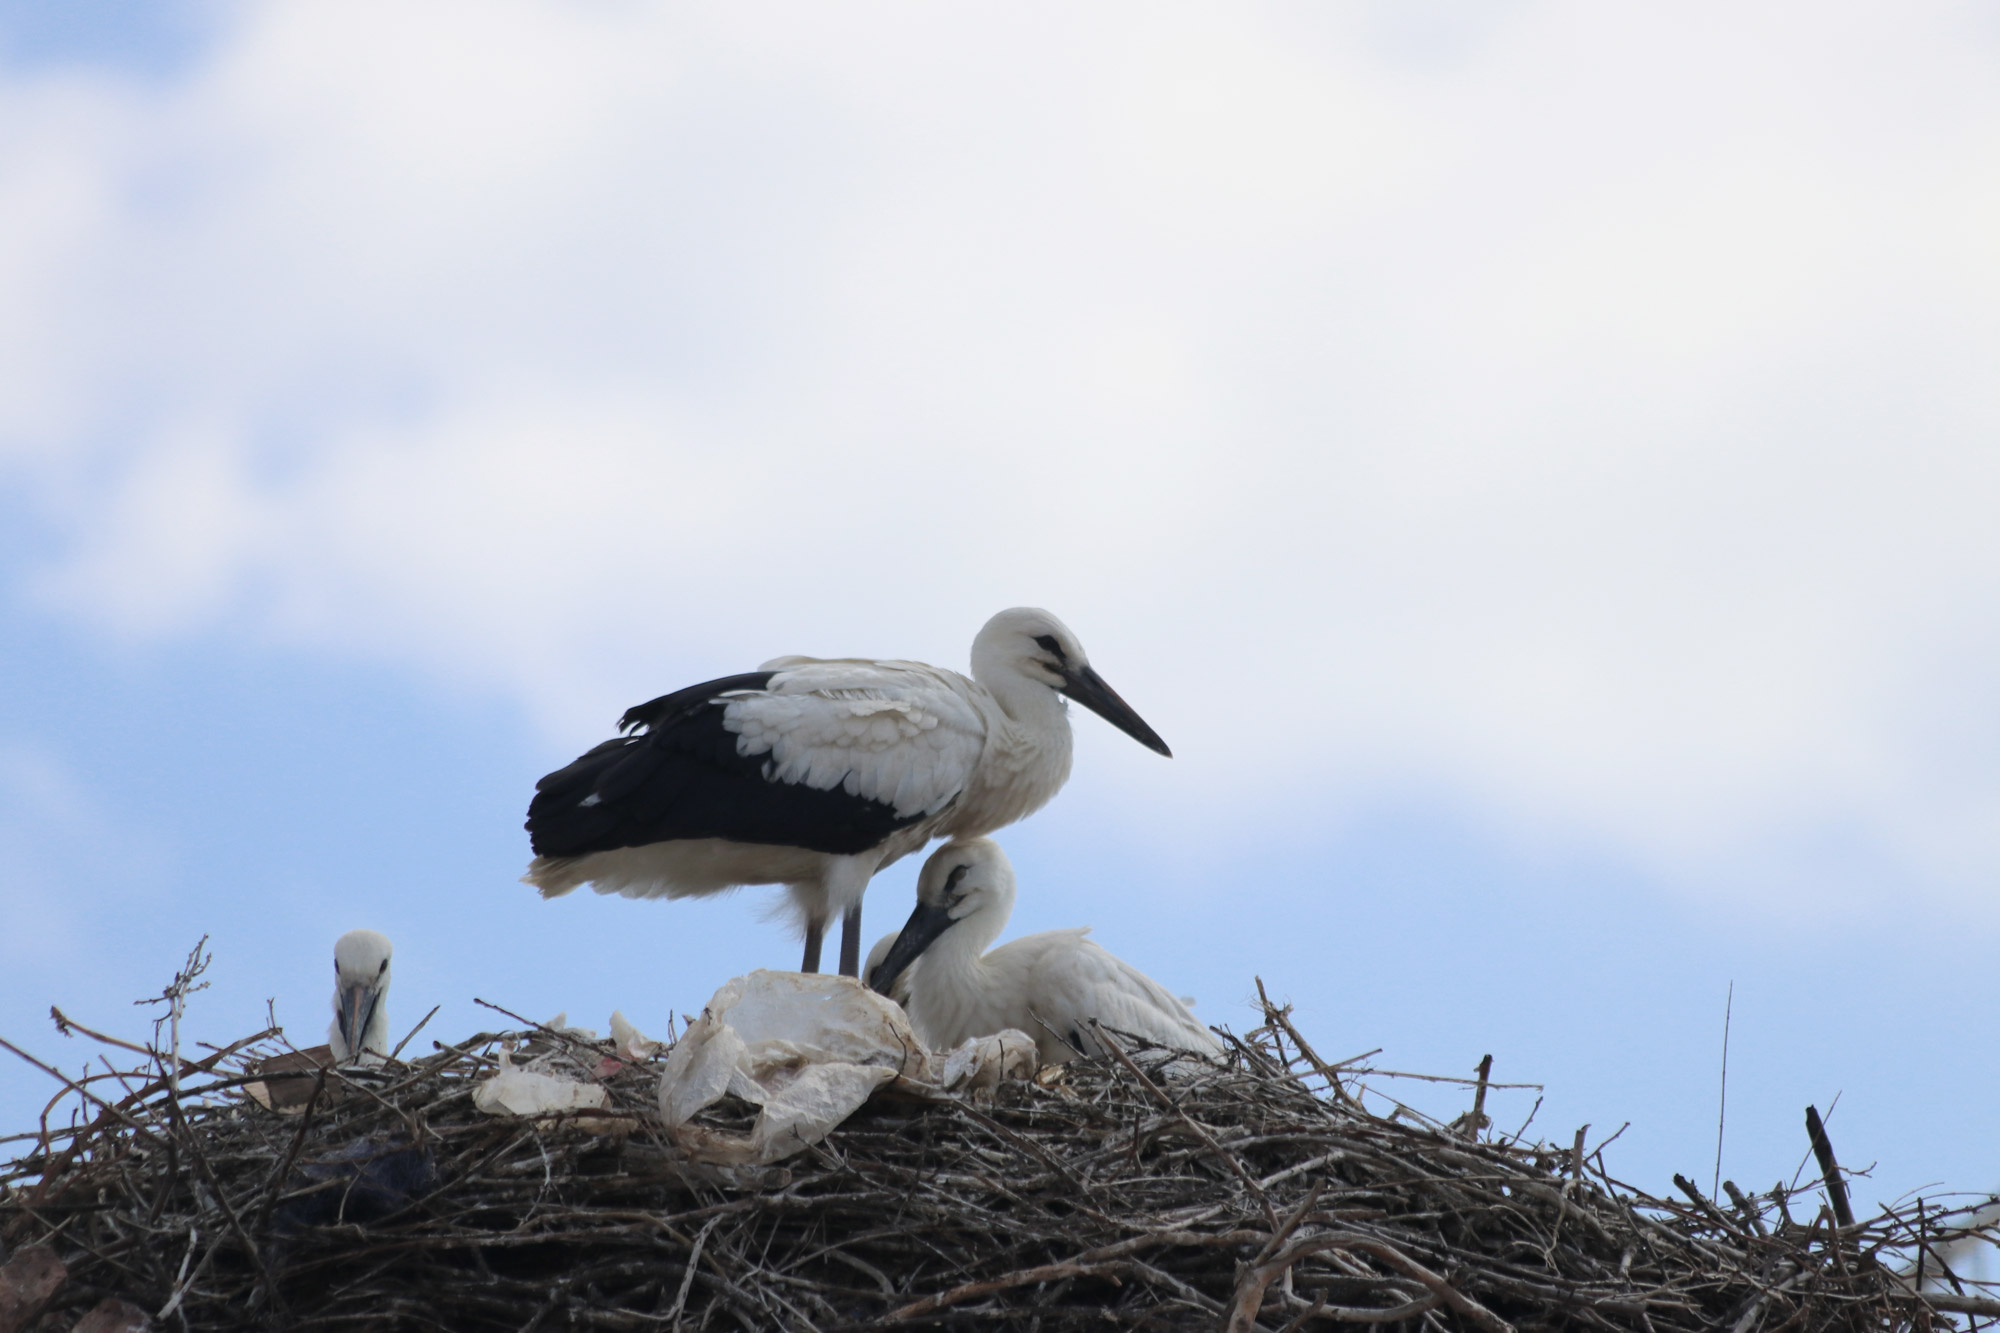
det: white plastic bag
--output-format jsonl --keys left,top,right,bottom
{"left": 473, "top": 1044, "right": 611, "bottom": 1119}
{"left": 926, "top": 1029, "right": 1038, "bottom": 1096}
{"left": 609, "top": 1011, "right": 660, "bottom": 1062}
{"left": 657, "top": 971, "right": 925, "bottom": 1165}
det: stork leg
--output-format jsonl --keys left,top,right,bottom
{"left": 800, "top": 917, "right": 824, "bottom": 974}
{"left": 838, "top": 902, "right": 863, "bottom": 978}
{"left": 816, "top": 853, "right": 874, "bottom": 978}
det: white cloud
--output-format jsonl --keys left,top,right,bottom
{"left": 5, "top": 0, "right": 2000, "bottom": 911}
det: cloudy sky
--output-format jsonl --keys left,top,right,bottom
{"left": 2, "top": 1, "right": 1996, "bottom": 1213}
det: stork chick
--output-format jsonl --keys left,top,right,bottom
{"left": 869, "top": 839, "right": 1221, "bottom": 1066}
{"left": 328, "top": 929, "right": 393, "bottom": 1065}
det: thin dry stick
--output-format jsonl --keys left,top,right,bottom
{"left": 389, "top": 1005, "right": 442, "bottom": 1062}
{"left": 1229, "top": 1233, "right": 1516, "bottom": 1333}
{"left": 1806, "top": 1104, "right": 1855, "bottom": 1228}
{"left": 1088, "top": 1019, "right": 1281, "bottom": 1230}
{"left": 1714, "top": 980, "right": 1733, "bottom": 1199}
{"left": 1255, "top": 977, "right": 1365, "bottom": 1106}
{"left": 1343, "top": 1065, "right": 1542, "bottom": 1091}
{"left": 1467, "top": 1054, "right": 1494, "bottom": 1133}
{"left": 889, "top": 1229, "right": 1262, "bottom": 1320}
{"left": 667, "top": 1214, "right": 722, "bottom": 1329}
{"left": 1723, "top": 1180, "right": 1768, "bottom": 1237}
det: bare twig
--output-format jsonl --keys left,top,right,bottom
{"left": 1713, "top": 980, "right": 1733, "bottom": 1198}
{"left": 389, "top": 1005, "right": 441, "bottom": 1062}
{"left": 1806, "top": 1104, "right": 1856, "bottom": 1228}
{"left": 1089, "top": 1018, "right": 1280, "bottom": 1230}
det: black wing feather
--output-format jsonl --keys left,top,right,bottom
{"left": 526, "top": 671, "right": 925, "bottom": 859}
{"left": 615, "top": 671, "right": 779, "bottom": 735}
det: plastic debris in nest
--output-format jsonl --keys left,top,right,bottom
{"left": 242, "top": 1044, "right": 401, "bottom": 1114}
{"left": 529, "top": 1010, "right": 663, "bottom": 1076}
{"left": 466, "top": 1011, "right": 664, "bottom": 1130}
{"left": 658, "top": 970, "right": 1036, "bottom": 1165}
{"left": 241, "top": 1045, "right": 337, "bottom": 1113}
{"left": 929, "top": 1028, "right": 1038, "bottom": 1095}
{"left": 609, "top": 1010, "right": 660, "bottom": 1062}
{"left": 272, "top": 1135, "right": 437, "bottom": 1233}
{"left": 472, "top": 1042, "right": 615, "bottom": 1129}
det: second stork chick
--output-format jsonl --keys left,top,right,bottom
{"left": 868, "top": 838, "right": 1220, "bottom": 1066}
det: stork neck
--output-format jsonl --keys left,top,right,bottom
{"left": 914, "top": 885, "right": 1012, "bottom": 993}
{"left": 971, "top": 660, "right": 1068, "bottom": 735}
{"left": 947, "top": 670, "right": 1074, "bottom": 839}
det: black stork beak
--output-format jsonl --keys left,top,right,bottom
{"left": 1060, "top": 663, "right": 1172, "bottom": 757}
{"left": 868, "top": 899, "right": 959, "bottom": 996}
{"left": 337, "top": 981, "right": 382, "bottom": 1060}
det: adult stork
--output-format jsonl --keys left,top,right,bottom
{"left": 523, "top": 608, "right": 1170, "bottom": 976}
{"left": 868, "top": 837, "right": 1221, "bottom": 1065}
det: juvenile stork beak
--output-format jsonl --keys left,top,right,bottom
{"left": 1060, "top": 664, "right": 1172, "bottom": 757}
{"left": 336, "top": 980, "right": 383, "bottom": 1059}
{"left": 868, "top": 899, "right": 957, "bottom": 996}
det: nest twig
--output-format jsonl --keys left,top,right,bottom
{"left": 3, "top": 976, "right": 1997, "bottom": 1332}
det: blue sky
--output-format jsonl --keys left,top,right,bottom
{"left": 1, "top": 0, "right": 1996, "bottom": 1223}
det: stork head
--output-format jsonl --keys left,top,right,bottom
{"left": 970, "top": 608, "right": 1171, "bottom": 757}
{"left": 329, "top": 929, "right": 393, "bottom": 1064}
{"left": 869, "top": 838, "right": 1015, "bottom": 996}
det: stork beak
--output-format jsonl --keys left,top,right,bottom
{"left": 1061, "top": 664, "right": 1172, "bottom": 757}
{"left": 337, "top": 982, "right": 381, "bottom": 1061}
{"left": 868, "top": 899, "right": 956, "bottom": 996}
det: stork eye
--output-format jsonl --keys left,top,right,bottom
{"left": 378, "top": 960, "right": 388, "bottom": 975}
{"left": 1032, "top": 634, "right": 1066, "bottom": 662}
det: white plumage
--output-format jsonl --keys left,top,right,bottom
{"left": 727, "top": 659, "right": 988, "bottom": 819}
{"left": 328, "top": 929, "right": 393, "bottom": 1065}
{"left": 868, "top": 838, "right": 1222, "bottom": 1066}
{"left": 524, "top": 608, "right": 1170, "bottom": 976}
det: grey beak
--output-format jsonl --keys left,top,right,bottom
{"left": 338, "top": 982, "right": 380, "bottom": 1058}
{"left": 1061, "top": 663, "right": 1171, "bottom": 757}
{"left": 868, "top": 899, "right": 958, "bottom": 996}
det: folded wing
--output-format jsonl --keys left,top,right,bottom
{"left": 527, "top": 662, "right": 987, "bottom": 861}
{"left": 1031, "top": 935, "right": 1222, "bottom": 1060}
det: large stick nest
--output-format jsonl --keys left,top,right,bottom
{"left": 3, "top": 970, "right": 1996, "bottom": 1332}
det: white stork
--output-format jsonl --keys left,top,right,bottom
{"left": 867, "top": 837, "right": 1222, "bottom": 1065}
{"left": 328, "top": 929, "right": 393, "bottom": 1064}
{"left": 523, "top": 608, "right": 1170, "bottom": 976}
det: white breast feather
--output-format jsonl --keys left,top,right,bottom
{"left": 725, "top": 661, "right": 987, "bottom": 818}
